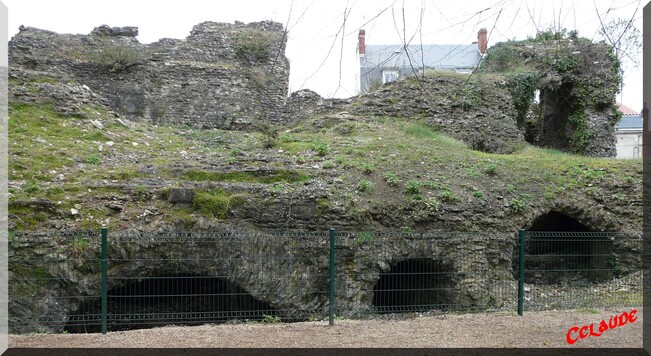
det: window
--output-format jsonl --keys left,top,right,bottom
{"left": 382, "top": 70, "right": 399, "bottom": 84}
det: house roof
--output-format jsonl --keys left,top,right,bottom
{"left": 616, "top": 102, "right": 640, "bottom": 116}
{"left": 615, "top": 115, "right": 642, "bottom": 130}
{"left": 362, "top": 44, "right": 481, "bottom": 70}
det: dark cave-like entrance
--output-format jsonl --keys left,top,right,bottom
{"left": 65, "top": 274, "right": 278, "bottom": 333}
{"left": 536, "top": 85, "right": 575, "bottom": 151}
{"left": 528, "top": 211, "right": 590, "bottom": 232}
{"left": 515, "top": 211, "right": 613, "bottom": 284}
{"left": 372, "top": 258, "right": 455, "bottom": 313}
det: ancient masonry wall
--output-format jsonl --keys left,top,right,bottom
{"left": 9, "top": 21, "right": 290, "bottom": 129}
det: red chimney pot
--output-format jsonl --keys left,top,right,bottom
{"left": 358, "top": 29, "right": 366, "bottom": 56}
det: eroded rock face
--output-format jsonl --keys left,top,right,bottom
{"left": 8, "top": 229, "right": 518, "bottom": 333}
{"left": 344, "top": 75, "right": 525, "bottom": 154}
{"left": 480, "top": 37, "right": 622, "bottom": 157}
{"left": 10, "top": 222, "right": 641, "bottom": 333}
{"left": 9, "top": 21, "right": 290, "bottom": 129}
{"left": 90, "top": 25, "right": 139, "bottom": 38}
{"left": 538, "top": 88, "right": 618, "bottom": 157}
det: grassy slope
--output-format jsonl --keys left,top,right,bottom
{"left": 8, "top": 97, "right": 641, "bottom": 232}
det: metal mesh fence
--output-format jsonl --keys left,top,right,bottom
{"left": 9, "top": 230, "right": 103, "bottom": 332}
{"left": 7, "top": 228, "right": 643, "bottom": 333}
{"left": 91, "top": 230, "right": 329, "bottom": 332}
{"left": 333, "top": 231, "right": 516, "bottom": 316}
{"left": 521, "top": 231, "right": 642, "bottom": 311}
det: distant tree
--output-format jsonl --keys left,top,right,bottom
{"left": 598, "top": 17, "right": 641, "bottom": 68}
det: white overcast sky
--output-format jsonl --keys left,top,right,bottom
{"left": 2, "top": 0, "right": 645, "bottom": 110}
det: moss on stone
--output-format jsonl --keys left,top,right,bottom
{"left": 193, "top": 189, "right": 248, "bottom": 219}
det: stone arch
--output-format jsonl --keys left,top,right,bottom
{"left": 515, "top": 211, "right": 613, "bottom": 284}
{"left": 528, "top": 210, "right": 592, "bottom": 232}
{"left": 372, "top": 258, "right": 456, "bottom": 313}
{"left": 65, "top": 274, "right": 278, "bottom": 333}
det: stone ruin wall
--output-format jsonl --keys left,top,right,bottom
{"left": 9, "top": 21, "right": 290, "bottom": 129}
{"left": 9, "top": 229, "right": 515, "bottom": 333}
{"left": 6, "top": 22, "right": 642, "bottom": 332}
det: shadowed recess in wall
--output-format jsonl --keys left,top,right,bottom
{"left": 372, "top": 258, "right": 457, "bottom": 313}
{"left": 513, "top": 211, "right": 613, "bottom": 285}
{"left": 65, "top": 274, "right": 279, "bottom": 333}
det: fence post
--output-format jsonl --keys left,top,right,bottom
{"left": 329, "top": 227, "right": 335, "bottom": 326}
{"left": 517, "top": 229, "right": 525, "bottom": 316}
{"left": 101, "top": 225, "right": 108, "bottom": 334}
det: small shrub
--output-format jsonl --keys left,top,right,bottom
{"left": 473, "top": 191, "right": 484, "bottom": 198}
{"left": 70, "top": 236, "right": 89, "bottom": 257}
{"left": 311, "top": 142, "right": 329, "bottom": 156}
{"left": 322, "top": 160, "right": 336, "bottom": 169}
{"left": 261, "top": 315, "right": 282, "bottom": 324}
{"left": 543, "top": 172, "right": 554, "bottom": 182}
{"left": 132, "top": 185, "right": 150, "bottom": 200}
{"left": 582, "top": 169, "right": 606, "bottom": 181}
{"left": 465, "top": 168, "right": 481, "bottom": 178}
{"left": 24, "top": 182, "right": 41, "bottom": 193}
{"left": 355, "top": 231, "right": 374, "bottom": 245}
{"left": 280, "top": 133, "right": 298, "bottom": 142}
{"left": 234, "top": 29, "right": 280, "bottom": 64}
{"left": 86, "top": 155, "right": 101, "bottom": 165}
{"left": 334, "top": 156, "right": 354, "bottom": 169}
{"left": 509, "top": 197, "right": 526, "bottom": 213}
{"left": 405, "top": 180, "right": 421, "bottom": 194}
{"left": 423, "top": 197, "right": 440, "bottom": 210}
{"left": 361, "top": 163, "right": 375, "bottom": 174}
{"left": 46, "top": 186, "right": 65, "bottom": 197}
{"left": 358, "top": 179, "right": 373, "bottom": 193}
{"left": 483, "top": 163, "right": 497, "bottom": 175}
{"left": 439, "top": 189, "right": 457, "bottom": 203}
{"left": 544, "top": 186, "right": 556, "bottom": 200}
{"left": 90, "top": 38, "right": 145, "bottom": 72}
{"left": 384, "top": 172, "right": 400, "bottom": 186}
{"left": 423, "top": 181, "right": 439, "bottom": 189}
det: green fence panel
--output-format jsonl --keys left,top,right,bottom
{"left": 7, "top": 228, "right": 643, "bottom": 333}
{"left": 332, "top": 231, "right": 516, "bottom": 317}
{"left": 521, "top": 231, "right": 642, "bottom": 312}
{"left": 8, "top": 230, "right": 103, "bottom": 333}
{"left": 518, "top": 229, "right": 525, "bottom": 316}
{"left": 101, "top": 225, "right": 107, "bottom": 335}
{"left": 329, "top": 228, "right": 335, "bottom": 326}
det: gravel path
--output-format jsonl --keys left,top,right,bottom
{"left": 9, "top": 308, "right": 643, "bottom": 348}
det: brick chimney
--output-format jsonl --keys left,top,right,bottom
{"left": 358, "top": 29, "right": 366, "bottom": 56}
{"left": 477, "top": 28, "right": 488, "bottom": 55}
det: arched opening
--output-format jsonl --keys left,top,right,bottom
{"left": 65, "top": 274, "right": 278, "bottom": 333}
{"left": 372, "top": 258, "right": 455, "bottom": 313}
{"left": 515, "top": 211, "right": 613, "bottom": 284}
{"left": 528, "top": 211, "right": 590, "bottom": 232}
{"left": 537, "top": 85, "right": 575, "bottom": 152}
